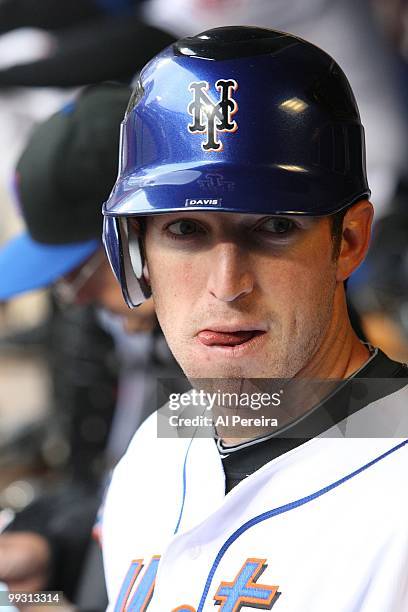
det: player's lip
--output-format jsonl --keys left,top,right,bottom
{"left": 194, "top": 329, "right": 268, "bottom": 355}
{"left": 195, "top": 324, "right": 268, "bottom": 352}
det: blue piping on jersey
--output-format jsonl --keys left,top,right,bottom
{"left": 174, "top": 437, "right": 194, "bottom": 535}
{"left": 196, "top": 438, "right": 408, "bottom": 611}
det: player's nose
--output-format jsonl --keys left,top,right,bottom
{"left": 207, "top": 242, "right": 254, "bottom": 302}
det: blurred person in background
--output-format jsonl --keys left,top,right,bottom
{"left": 345, "top": 0, "right": 408, "bottom": 361}
{"left": 0, "top": 0, "right": 175, "bottom": 295}
{"left": 0, "top": 83, "right": 186, "bottom": 608}
{"left": 348, "top": 184, "right": 408, "bottom": 362}
{"left": 0, "top": 0, "right": 175, "bottom": 88}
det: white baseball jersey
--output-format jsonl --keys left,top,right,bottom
{"left": 102, "top": 385, "right": 408, "bottom": 611}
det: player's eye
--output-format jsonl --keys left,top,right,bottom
{"left": 256, "top": 217, "right": 295, "bottom": 234}
{"left": 166, "top": 219, "right": 205, "bottom": 237}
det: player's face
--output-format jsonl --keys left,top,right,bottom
{"left": 142, "top": 211, "right": 341, "bottom": 379}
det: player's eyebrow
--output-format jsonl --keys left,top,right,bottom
{"left": 144, "top": 212, "right": 320, "bottom": 227}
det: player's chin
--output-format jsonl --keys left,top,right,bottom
{"left": 181, "top": 337, "right": 272, "bottom": 378}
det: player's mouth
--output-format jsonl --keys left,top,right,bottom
{"left": 196, "top": 326, "right": 267, "bottom": 355}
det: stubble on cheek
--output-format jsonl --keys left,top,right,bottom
{"left": 280, "top": 263, "right": 337, "bottom": 378}
{"left": 232, "top": 259, "right": 338, "bottom": 380}
{"left": 148, "top": 258, "right": 198, "bottom": 372}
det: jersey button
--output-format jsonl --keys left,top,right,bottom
{"left": 190, "top": 545, "right": 201, "bottom": 560}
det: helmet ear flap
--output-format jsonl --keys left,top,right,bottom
{"left": 118, "top": 218, "right": 151, "bottom": 307}
{"left": 103, "top": 215, "right": 123, "bottom": 284}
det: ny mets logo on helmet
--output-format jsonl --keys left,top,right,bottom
{"left": 188, "top": 79, "right": 238, "bottom": 152}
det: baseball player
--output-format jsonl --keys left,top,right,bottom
{"left": 101, "top": 27, "right": 408, "bottom": 611}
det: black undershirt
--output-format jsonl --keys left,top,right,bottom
{"left": 219, "top": 349, "right": 407, "bottom": 493}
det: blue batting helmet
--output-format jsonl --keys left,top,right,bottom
{"left": 102, "top": 26, "right": 370, "bottom": 307}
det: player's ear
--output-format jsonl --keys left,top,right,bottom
{"left": 335, "top": 199, "right": 373, "bottom": 282}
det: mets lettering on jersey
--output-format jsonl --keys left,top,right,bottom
{"left": 102, "top": 389, "right": 408, "bottom": 611}
{"left": 115, "top": 556, "right": 279, "bottom": 611}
